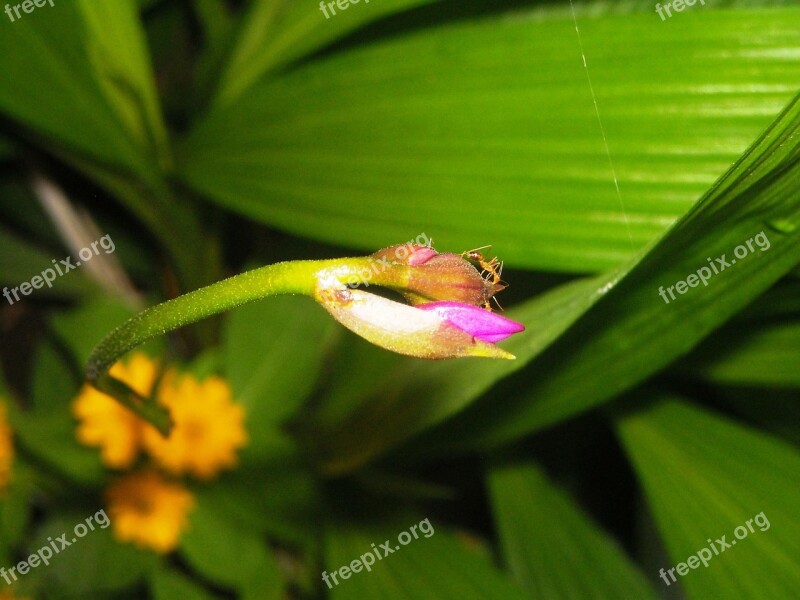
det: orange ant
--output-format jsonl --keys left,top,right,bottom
{"left": 461, "top": 245, "right": 507, "bottom": 310}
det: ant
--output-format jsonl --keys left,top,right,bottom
{"left": 461, "top": 245, "right": 507, "bottom": 310}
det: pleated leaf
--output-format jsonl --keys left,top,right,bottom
{"left": 212, "top": 0, "right": 442, "bottom": 108}
{"left": 0, "top": 0, "right": 164, "bottom": 179}
{"left": 615, "top": 397, "right": 800, "bottom": 599}
{"left": 180, "top": 498, "right": 283, "bottom": 599}
{"left": 679, "top": 320, "right": 800, "bottom": 388}
{"left": 180, "top": 5, "right": 800, "bottom": 272}
{"left": 324, "top": 515, "right": 527, "bottom": 599}
{"left": 74, "top": 0, "right": 170, "bottom": 167}
{"left": 489, "top": 462, "right": 658, "bottom": 599}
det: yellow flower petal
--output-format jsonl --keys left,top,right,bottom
{"left": 143, "top": 372, "right": 247, "bottom": 480}
{"left": 0, "top": 401, "right": 13, "bottom": 494}
{"left": 105, "top": 470, "right": 194, "bottom": 554}
{"left": 0, "top": 590, "right": 31, "bottom": 600}
{"left": 72, "top": 353, "right": 158, "bottom": 469}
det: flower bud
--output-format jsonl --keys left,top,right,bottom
{"left": 314, "top": 287, "right": 522, "bottom": 360}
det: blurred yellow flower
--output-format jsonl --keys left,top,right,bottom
{"left": 0, "top": 590, "right": 30, "bottom": 600}
{"left": 73, "top": 353, "right": 246, "bottom": 480}
{"left": 105, "top": 470, "right": 194, "bottom": 554}
{"left": 72, "top": 353, "right": 158, "bottom": 469}
{"left": 0, "top": 400, "right": 13, "bottom": 493}
{"left": 144, "top": 372, "right": 247, "bottom": 480}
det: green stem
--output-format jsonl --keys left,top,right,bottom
{"left": 85, "top": 257, "right": 407, "bottom": 434}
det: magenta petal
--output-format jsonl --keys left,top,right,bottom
{"left": 416, "top": 301, "right": 525, "bottom": 343}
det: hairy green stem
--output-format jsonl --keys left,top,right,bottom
{"left": 85, "top": 257, "right": 407, "bottom": 434}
